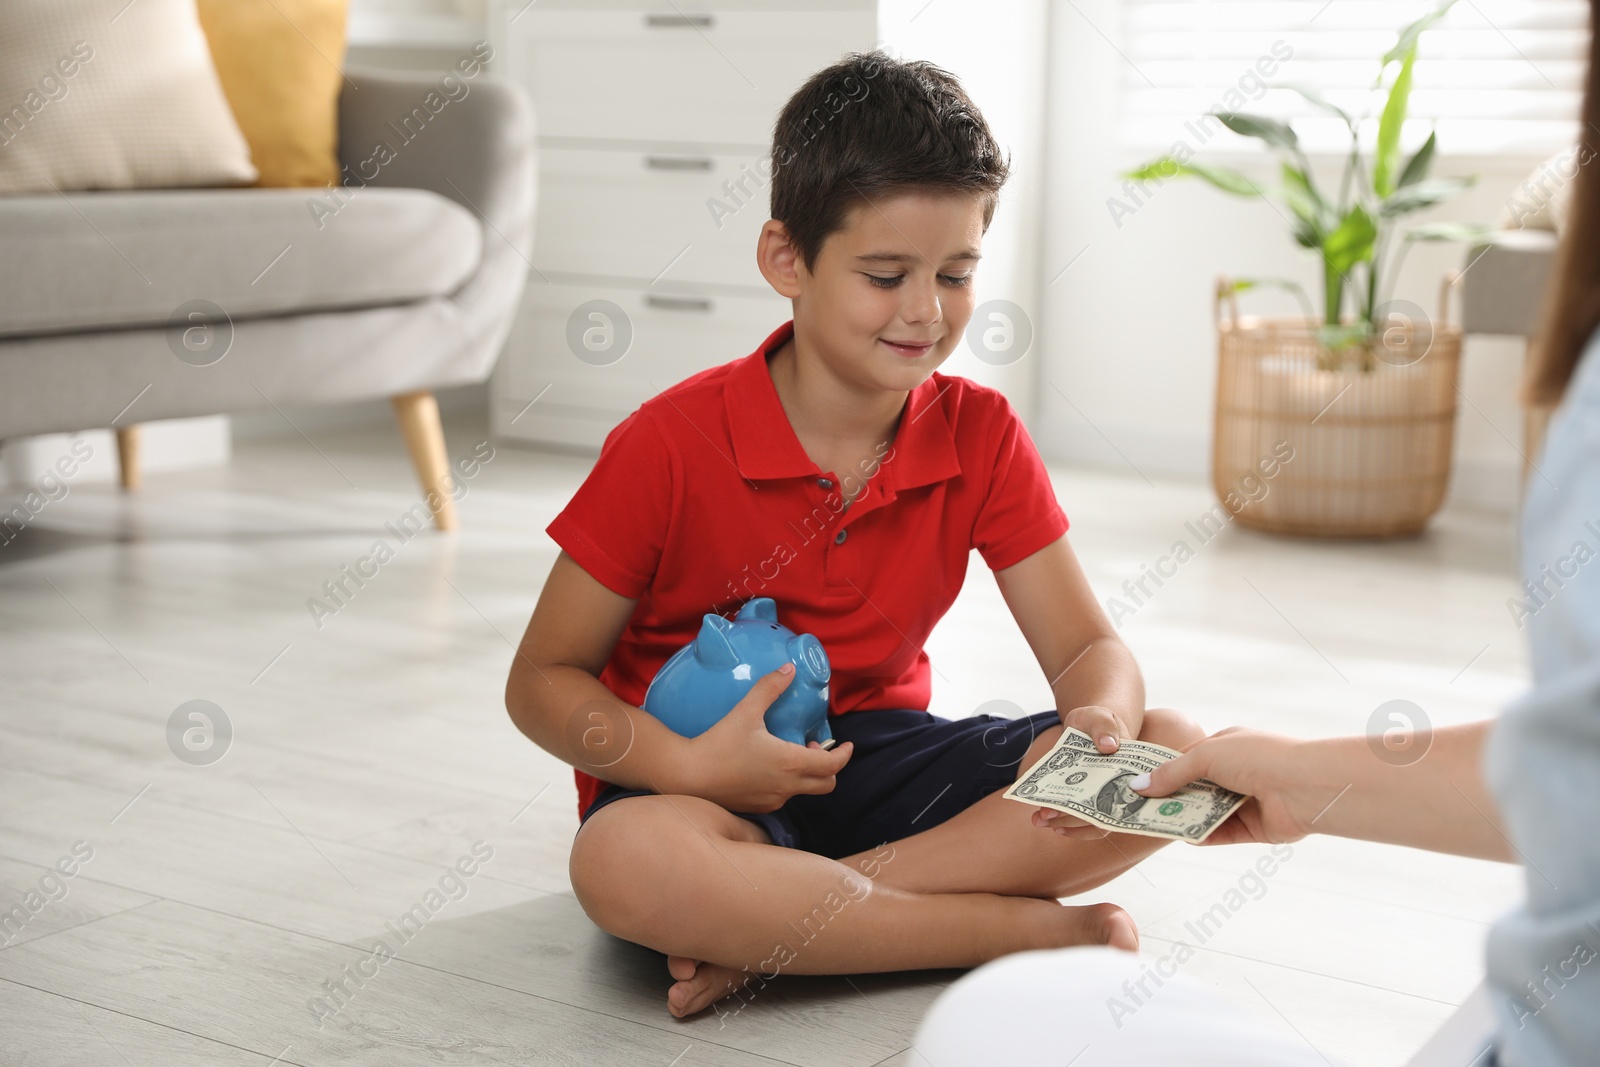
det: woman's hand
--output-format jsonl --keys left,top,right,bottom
{"left": 1132, "top": 727, "right": 1314, "bottom": 846}
{"left": 679, "top": 663, "right": 854, "bottom": 814}
{"left": 1033, "top": 721, "right": 1511, "bottom": 858}
{"left": 1138, "top": 723, "right": 1510, "bottom": 859}
{"left": 1033, "top": 726, "right": 1316, "bottom": 846}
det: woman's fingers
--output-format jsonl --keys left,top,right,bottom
{"left": 1133, "top": 746, "right": 1210, "bottom": 798}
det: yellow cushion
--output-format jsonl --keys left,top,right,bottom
{"left": 195, "top": 0, "right": 349, "bottom": 188}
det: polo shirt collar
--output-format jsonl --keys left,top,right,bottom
{"left": 727, "top": 319, "right": 961, "bottom": 491}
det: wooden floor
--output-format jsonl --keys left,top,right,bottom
{"left": 0, "top": 410, "right": 1529, "bottom": 1066}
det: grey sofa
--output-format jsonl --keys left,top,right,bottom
{"left": 0, "top": 67, "right": 535, "bottom": 529}
{"left": 1458, "top": 230, "right": 1559, "bottom": 466}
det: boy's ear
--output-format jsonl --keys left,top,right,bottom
{"left": 756, "top": 219, "right": 805, "bottom": 299}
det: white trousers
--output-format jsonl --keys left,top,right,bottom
{"left": 912, "top": 946, "right": 1336, "bottom": 1067}
{"left": 913, "top": 947, "right": 1498, "bottom": 1067}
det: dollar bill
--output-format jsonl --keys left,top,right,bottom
{"left": 1003, "top": 727, "right": 1247, "bottom": 843}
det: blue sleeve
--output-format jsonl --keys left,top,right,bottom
{"left": 1484, "top": 329, "right": 1600, "bottom": 1066}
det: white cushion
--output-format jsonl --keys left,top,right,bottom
{"left": 0, "top": 0, "right": 257, "bottom": 195}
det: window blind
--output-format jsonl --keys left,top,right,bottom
{"left": 1116, "top": 0, "right": 1587, "bottom": 157}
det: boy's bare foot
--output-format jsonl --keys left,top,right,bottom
{"left": 663, "top": 902, "right": 1135, "bottom": 1018}
{"left": 1042, "top": 900, "right": 1139, "bottom": 953}
{"left": 666, "top": 955, "right": 749, "bottom": 1019}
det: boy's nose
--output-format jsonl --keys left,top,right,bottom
{"left": 900, "top": 287, "right": 944, "bottom": 326}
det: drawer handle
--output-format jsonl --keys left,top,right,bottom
{"left": 645, "top": 13, "right": 714, "bottom": 28}
{"left": 644, "top": 155, "right": 714, "bottom": 171}
{"left": 645, "top": 294, "right": 713, "bottom": 313}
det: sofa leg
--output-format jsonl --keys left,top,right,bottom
{"left": 390, "top": 391, "right": 459, "bottom": 531}
{"left": 115, "top": 425, "right": 141, "bottom": 490}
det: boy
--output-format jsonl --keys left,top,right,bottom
{"left": 505, "top": 50, "right": 1201, "bottom": 1020}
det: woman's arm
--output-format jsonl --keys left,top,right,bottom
{"left": 1123, "top": 721, "right": 1515, "bottom": 861}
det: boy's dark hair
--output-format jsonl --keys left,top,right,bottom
{"left": 769, "top": 50, "right": 1011, "bottom": 274}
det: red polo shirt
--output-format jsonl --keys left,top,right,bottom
{"left": 547, "top": 318, "right": 1070, "bottom": 816}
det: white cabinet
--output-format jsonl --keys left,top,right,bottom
{"left": 488, "top": 0, "right": 878, "bottom": 448}
{"left": 497, "top": 281, "right": 807, "bottom": 449}
{"left": 529, "top": 146, "right": 776, "bottom": 289}
{"left": 499, "top": 7, "right": 875, "bottom": 145}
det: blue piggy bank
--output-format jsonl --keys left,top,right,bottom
{"left": 643, "top": 598, "right": 833, "bottom": 746}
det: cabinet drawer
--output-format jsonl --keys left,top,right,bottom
{"left": 500, "top": 8, "right": 877, "bottom": 144}
{"left": 491, "top": 280, "right": 790, "bottom": 448}
{"left": 532, "top": 147, "right": 776, "bottom": 288}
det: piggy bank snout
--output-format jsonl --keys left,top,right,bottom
{"left": 787, "top": 633, "right": 830, "bottom": 685}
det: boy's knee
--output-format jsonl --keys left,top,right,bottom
{"left": 1139, "top": 707, "right": 1204, "bottom": 750}
{"left": 1021, "top": 723, "right": 1065, "bottom": 766}
{"left": 570, "top": 795, "right": 737, "bottom": 940}
{"left": 570, "top": 800, "right": 673, "bottom": 936}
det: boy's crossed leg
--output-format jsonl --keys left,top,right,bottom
{"left": 568, "top": 707, "right": 1202, "bottom": 1018}
{"left": 835, "top": 707, "right": 1204, "bottom": 898}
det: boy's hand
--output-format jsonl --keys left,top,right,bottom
{"left": 679, "top": 662, "right": 854, "bottom": 814}
{"left": 1032, "top": 705, "right": 1149, "bottom": 840}
{"left": 1061, "top": 704, "right": 1142, "bottom": 754}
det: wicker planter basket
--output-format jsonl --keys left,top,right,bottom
{"left": 1212, "top": 274, "right": 1463, "bottom": 538}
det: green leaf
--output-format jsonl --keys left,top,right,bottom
{"left": 1227, "top": 276, "right": 1316, "bottom": 318}
{"left": 1277, "top": 83, "right": 1355, "bottom": 132}
{"left": 1280, "top": 163, "right": 1331, "bottom": 248}
{"left": 1324, "top": 205, "right": 1378, "bottom": 273}
{"left": 1124, "top": 157, "right": 1184, "bottom": 183}
{"left": 1397, "top": 130, "right": 1437, "bottom": 188}
{"left": 1382, "top": 0, "right": 1459, "bottom": 68}
{"left": 1281, "top": 163, "right": 1328, "bottom": 226}
{"left": 1212, "top": 111, "right": 1299, "bottom": 152}
{"left": 1373, "top": 45, "right": 1417, "bottom": 197}
{"left": 1317, "top": 322, "right": 1371, "bottom": 350}
{"left": 1405, "top": 221, "right": 1496, "bottom": 243}
{"left": 1380, "top": 175, "right": 1474, "bottom": 217}
{"left": 1183, "top": 162, "right": 1268, "bottom": 197}
{"left": 1123, "top": 158, "right": 1265, "bottom": 197}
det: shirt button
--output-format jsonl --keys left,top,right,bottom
{"left": 834, "top": 529, "right": 848, "bottom": 545}
{"left": 817, "top": 478, "right": 833, "bottom": 489}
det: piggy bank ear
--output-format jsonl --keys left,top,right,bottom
{"left": 692, "top": 615, "right": 740, "bottom": 670}
{"left": 736, "top": 597, "right": 779, "bottom": 622}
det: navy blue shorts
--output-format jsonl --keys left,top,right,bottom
{"left": 577, "top": 708, "right": 1062, "bottom": 859}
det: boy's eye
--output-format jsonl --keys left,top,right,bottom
{"left": 866, "top": 273, "right": 974, "bottom": 289}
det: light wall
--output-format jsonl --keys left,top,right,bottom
{"left": 0, "top": 418, "right": 231, "bottom": 489}
{"left": 13, "top": 1, "right": 1542, "bottom": 503}
{"left": 1037, "top": 0, "right": 1545, "bottom": 515}
{"left": 875, "top": 0, "right": 1052, "bottom": 403}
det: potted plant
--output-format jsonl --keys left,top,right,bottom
{"left": 1128, "top": 0, "right": 1485, "bottom": 538}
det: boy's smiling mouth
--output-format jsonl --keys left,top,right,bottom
{"left": 881, "top": 338, "right": 937, "bottom": 357}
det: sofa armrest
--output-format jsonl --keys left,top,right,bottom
{"left": 337, "top": 65, "right": 536, "bottom": 250}
{"left": 1459, "top": 230, "right": 1558, "bottom": 338}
